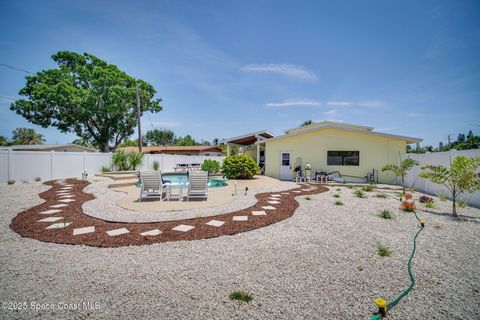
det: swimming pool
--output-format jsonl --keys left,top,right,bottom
{"left": 136, "top": 173, "right": 227, "bottom": 189}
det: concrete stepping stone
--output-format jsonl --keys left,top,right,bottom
{"left": 38, "top": 217, "right": 64, "bottom": 223}
{"left": 271, "top": 194, "right": 281, "bottom": 197}
{"left": 106, "top": 228, "right": 130, "bottom": 236}
{"left": 59, "top": 195, "right": 74, "bottom": 198}
{"left": 39, "top": 209, "right": 62, "bottom": 215}
{"left": 206, "top": 220, "right": 225, "bottom": 227}
{"left": 267, "top": 200, "right": 281, "bottom": 204}
{"left": 64, "top": 184, "right": 74, "bottom": 187}
{"left": 293, "top": 190, "right": 302, "bottom": 193}
{"left": 59, "top": 199, "right": 75, "bottom": 203}
{"left": 281, "top": 192, "right": 290, "bottom": 195}
{"left": 140, "top": 229, "right": 162, "bottom": 236}
{"left": 268, "top": 197, "right": 281, "bottom": 201}
{"left": 73, "top": 226, "right": 95, "bottom": 236}
{"left": 46, "top": 222, "right": 72, "bottom": 229}
{"left": 252, "top": 210, "right": 267, "bottom": 216}
{"left": 233, "top": 216, "right": 248, "bottom": 221}
{"left": 172, "top": 224, "right": 195, "bottom": 232}
{"left": 50, "top": 204, "right": 68, "bottom": 208}
{"left": 262, "top": 206, "right": 276, "bottom": 210}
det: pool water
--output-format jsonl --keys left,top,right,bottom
{"left": 137, "top": 173, "right": 227, "bottom": 189}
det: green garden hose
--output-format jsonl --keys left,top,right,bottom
{"left": 369, "top": 212, "right": 425, "bottom": 319}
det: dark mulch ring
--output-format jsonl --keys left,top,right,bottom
{"left": 10, "top": 179, "right": 328, "bottom": 248}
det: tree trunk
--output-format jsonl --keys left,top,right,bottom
{"left": 452, "top": 190, "right": 458, "bottom": 218}
{"left": 401, "top": 175, "right": 406, "bottom": 195}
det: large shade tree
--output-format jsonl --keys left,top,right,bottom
{"left": 145, "top": 129, "right": 175, "bottom": 146}
{"left": 10, "top": 51, "right": 163, "bottom": 152}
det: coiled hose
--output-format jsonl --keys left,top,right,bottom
{"left": 369, "top": 212, "right": 425, "bottom": 319}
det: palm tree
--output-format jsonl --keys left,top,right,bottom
{"left": 382, "top": 158, "right": 418, "bottom": 195}
{"left": 301, "top": 120, "right": 313, "bottom": 126}
{"left": 11, "top": 128, "right": 45, "bottom": 145}
{"left": 0, "top": 135, "right": 8, "bottom": 146}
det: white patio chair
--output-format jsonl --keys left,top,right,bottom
{"left": 139, "top": 171, "right": 168, "bottom": 202}
{"left": 187, "top": 170, "right": 209, "bottom": 201}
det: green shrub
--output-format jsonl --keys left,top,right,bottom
{"left": 336, "top": 188, "right": 341, "bottom": 191}
{"left": 304, "top": 196, "right": 311, "bottom": 200}
{"left": 152, "top": 161, "right": 160, "bottom": 171}
{"left": 112, "top": 151, "right": 130, "bottom": 171}
{"left": 362, "top": 184, "right": 375, "bottom": 192}
{"left": 333, "top": 194, "right": 340, "bottom": 198}
{"left": 457, "top": 198, "right": 468, "bottom": 208}
{"left": 378, "top": 209, "right": 393, "bottom": 219}
{"left": 7, "top": 180, "right": 15, "bottom": 185}
{"left": 229, "top": 291, "right": 253, "bottom": 303}
{"left": 377, "top": 244, "right": 392, "bottom": 257}
{"left": 221, "top": 155, "right": 260, "bottom": 179}
{"left": 334, "top": 200, "right": 344, "bottom": 205}
{"left": 376, "top": 193, "right": 387, "bottom": 198}
{"left": 438, "top": 192, "right": 448, "bottom": 202}
{"left": 354, "top": 190, "right": 366, "bottom": 198}
{"left": 128, "top": 152, "right": 144, "bottom": 170}
{"left": 201, "top": 159, "right": 221, "bottom": 173}
{"left": 424, "top": 201, "right": 435, "bottom": 209}
{"left": 34, "top": 177, "right": 41, "bottom": 182}
{"left": 100, "top": 166, "right": 111, "bottom": 173}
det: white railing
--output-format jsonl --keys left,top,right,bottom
{"left": 0, "top": 150, "right": 224, "bottom": 183}
{"left": 400, "top": 149, "right": 480, "bottom": 208}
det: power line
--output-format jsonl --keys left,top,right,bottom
{"left": 0, "top": 63, "right": 34, "bottom": 74}
{"left": 0, "top": 95, "right": 17, "bottom": 101}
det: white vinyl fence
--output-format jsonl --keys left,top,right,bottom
{"left": 400, "top": 149, "right": 480, "bottom": 208}
{"left": 0, "top": 150, "right": 224, "bottom": 183}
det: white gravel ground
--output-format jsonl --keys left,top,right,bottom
{"left": 1, "top": 181, "right": 479, "bottom": 320}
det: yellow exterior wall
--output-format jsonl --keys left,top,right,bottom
{"left": 264, "top": 128, "right": 406, "bottom": 183}
{"left": 244, "top": 148, "right": 257, "bottom": 161}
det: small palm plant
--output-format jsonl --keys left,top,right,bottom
{"left": 382, "top": 158, "right": 418, "bottom": 195}
{"left": 128, "top": 152, "right": 144, "bottom": 170}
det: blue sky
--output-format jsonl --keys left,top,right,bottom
{"left": 0, "top": 0, "right": 479, "bottom": 147}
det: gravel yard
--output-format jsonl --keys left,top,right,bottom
{"left": 1, "top": 181, "right": 479, "bottom": 319}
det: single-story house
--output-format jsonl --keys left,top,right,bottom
{"left": 224, "top": 121, "right": 422, "bottom": 183}
{"left": 1, "top": 144, "right": 97, "bottom": 152}
{"left": 119, "top": 146, "right": 223, "bottom": 156}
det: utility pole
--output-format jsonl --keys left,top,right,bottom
{"left": 136, "top": 85, "right": 142, "bottom": 152}
{"left": 447, "top": 134, "right": 451, "bottom": 150}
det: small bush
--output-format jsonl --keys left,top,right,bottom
{"left": 229, "top": 291, "right": 253, "bottom": 303}
{"left": 377, "top": 244, "right": 392, "bottom": 257}
{"left": 400, "top": 201, "right": 416, "bottom": 212}
{"left": 304, "top": 196, "right": 311, "bottom": 200}
{"left": 221, "top": 155, "right": 260, "bottom": 179}
{"left": 333, "top": 194, "right": 340, "bottom": 198}
{"left": 334, "top": 200, "right": 344, "bottom": 205}
{"left": 128, "top": 152, "right": 144, "bottom": 170}
{"left": 34, "top": 177, "right": 41, "bottom": 182}
{"left": 424, "top": 201, "right": 435, "bottom": 209}
{"left": 419, "top": 195, "right": 433, "bottom": 203}
{"left": 112, "top": 151, "right": 130, "bottom": 171}
{"left": 202, "top": 159, "right": 221, "bottom": 174}
{"left": 362, "top": 184, "right": 375, "bottom": 192}
{"left": 7, "top": 180, "right": 15, "bottom": 185}
{"left": 378, "top": 209, "right": 393, "bottom": 219}
{"left": 438, "top": 192, "right": 448, "bottom": 201}
{"left": 152, "top": 161, "right": 160, "bottom": 171}
{"left": 100, "top": 166, "right": 111, "bottom": 173}
{"left": 457, "top": 198, "right": 468, "bottom": 208}
{"left": 376, "top": 193, "right": 387, "bottom": 199}
{"left": 354, "top": 190, "right": 366, "bottom": 198}
{"left": 336, "top": 188, "right": 341, "bottom": 191}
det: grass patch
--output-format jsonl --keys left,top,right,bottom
{"left": 7, "top": 180, "right": 15, "bottom": 185}
{"left": 304, "top": 196, "right": 311, "bottom": 201}
{"left": 354, "top": 190, "right": 366, "bottom": 198}
{"left": 334, "top": 200, "right": 344, "bottom": 205}
{"left": 362, "top": 184, "right": 375, "bottom": 192}
{"left": 438, "top": 192, "right": 448, "bottom": 201}
{"left": 34, "top": 177, "right": 41, "bottom": 182}
{"left": 333, "top": 194, "right": 340, "bottom": 198}
{"left": 336, "top": 188, "right": 341, "bottom": 191}
{"left": 100, "top": 166, "right": 111, "bottom": 173}
{"left": 434, "top": 224, "right": 443, "bottom": 229}
{"left": 377, "top": 244, "right": 392, "bottom": 257}
{"left": 377, "top": 209, "right": 393, "bottom": 220}
{"left": 375, "top": 193, "right": 387, "bottom": 199}
{"left": 229, "top": 291, "right": 253, "bottom": 303}
{"left": 457, "top": 198, "right": 468, "bottom": 208}
{"left": 424, "top": 201, "right": 435, "bottom": 209}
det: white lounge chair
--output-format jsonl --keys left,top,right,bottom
{"left": 139, "top": 171, "right": 168, "bottom": 202}
{"left": 187, "top": 171, "right": 208, "bottom": 201}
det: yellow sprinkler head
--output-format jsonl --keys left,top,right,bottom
{"left": 375, "top": 298, "right": 387, "bottom": 316}
{"left": 419, "top": 219, "right": 426, "bottom": 227}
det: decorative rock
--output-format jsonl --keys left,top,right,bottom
{"left": 39, "top": 209, "right": 62, "bottom": 215}
{"left": 172, "top": 224, "right": 195, "bottom": 232}
{"left": 206, "top": 220, "right": 225, "bottom": 227}
{"left": 46, "top": 222, "right": 72, "bottom": 229}
{"left": 252, "top": 210, "right": 267, "bottom": 216}
{"left": 232, "top": 216, "right": 248, "bottom": 221}
{"left": 73, "top": 226, "right": 95, "bottom": 236}
{"left": 140, "top": 229, "right": 162, "bottom": 236}
{"left": 106, "top": 228, "right": 130, "bottom": 236}
{"left": 38, "top": 217, "right": 64, "bottom": 222}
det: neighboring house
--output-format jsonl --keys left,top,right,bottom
{"left": 119, "top": 146, "right": 223, "bottom": 156}
{"left": 1, "top": 144, "right": 97, "bottom": 152}
{"left": 224, "top": 121, "right": 422, "bottom": 183}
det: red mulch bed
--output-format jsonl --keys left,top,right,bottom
{"left": 10, "top": 179, "right": 328, "bottom": 248}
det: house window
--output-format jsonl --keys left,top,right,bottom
{"left": 327, "top": 151, "right": 359, "bottom": 166}
{"left": 205, "top": 153, "right": 210, "bottom": 156}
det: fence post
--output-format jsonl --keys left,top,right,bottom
{"left": 50, "top": 150, "right": 55, "bottom": 180}
{"left": 7, "top": 149, "right": 13, "bottom": 181}
{"left": 83, "top": 151, "right": 87, "bottom": 172}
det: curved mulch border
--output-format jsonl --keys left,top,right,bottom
{"left": 10, "top": 179, "right": 328, "bottom": 248}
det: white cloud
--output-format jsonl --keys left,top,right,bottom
{"left": 406, "top": 113, "right": 421, "bottom": 117}
{"left": 265, "top": 99, "right": 322, "bottom": 108}
{"left": 241, "top": 64, "right": 318, "bottom": 81}
{"left": 322, "top": 109, "right": 338, "bottom": 116}
{"left": 313, "top": 118, "right": 344, "bottom": 123}
{"left": 326, "top": 101, "right": 352, "bottom": 107}
{"left": 358, "top": 100, "right": 387, "bottom": 108}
